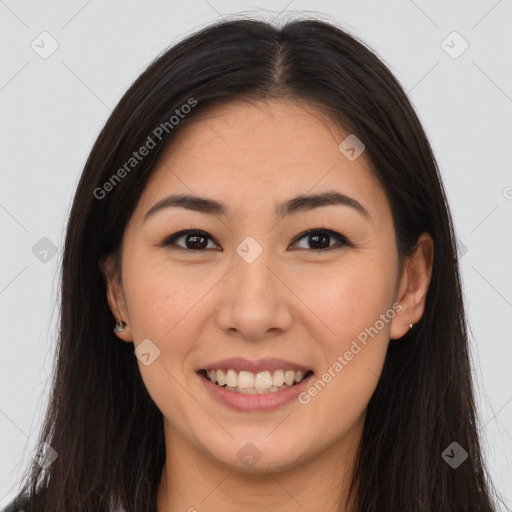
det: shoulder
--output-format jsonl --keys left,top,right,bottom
{"left": 1, "top": 493, "right": 31, "bottom": 512}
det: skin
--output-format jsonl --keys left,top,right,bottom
{"left": 101, "top": 98, "right": 433, "bottom": 512}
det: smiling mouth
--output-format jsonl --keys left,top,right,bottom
{"left": 199, "top": 368, "right": 314, "bottom": 394}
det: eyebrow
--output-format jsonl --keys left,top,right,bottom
{"left": 143, "top": 190, "right": 370, "bottom": 222}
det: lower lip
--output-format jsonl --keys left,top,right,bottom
{"left": 198, "top": 371, "right": 314, "bottom": 412}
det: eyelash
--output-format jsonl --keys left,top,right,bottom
{"left": 160, "top": 228, "right": 351, "bottom": 252}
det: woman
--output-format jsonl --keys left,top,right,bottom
{"left": 3, "top": 17, "right": 500, "bottom": 512}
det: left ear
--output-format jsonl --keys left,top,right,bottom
{"left": 390, "top": 232, "right": 434, "bottom": 340}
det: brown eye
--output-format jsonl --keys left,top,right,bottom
{"left": 290, "top": 229, "right": 349, "bottom": 251}
{"left": 162, "top": 230, "right": 220, "bottom": 251}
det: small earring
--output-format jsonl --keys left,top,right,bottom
{"left": 409, "top": 323, "right": 414, "bottom": 329}
{"left": 114, "top": 321, "right": 127, "bottom": 333}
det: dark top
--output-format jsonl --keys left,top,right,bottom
{"left": 1, "top": 493, "right": 30, "bottom": 512}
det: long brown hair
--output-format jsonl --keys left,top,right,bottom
{"left": 11, "top": 18, "right": 501, "bottom": 512}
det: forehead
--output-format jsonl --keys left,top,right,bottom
{"left": 134, "top": 99, "right": 388, "bottom": 223}
{"left": 158, "top": 98, "right": 359, "bottom": 167}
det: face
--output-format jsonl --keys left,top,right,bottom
{"left": 103, "top": 99, "right": 433, "bottom": 473}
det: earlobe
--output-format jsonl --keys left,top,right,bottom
{"left": 99, "top": 255, "right": 133, "bottom": 342}
{"left": 390, "top": 233, "right": 434, "bottom": 340}
{"left": 114, "top": 320, "right": 128, "bottom": 333}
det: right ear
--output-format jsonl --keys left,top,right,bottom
{"left": 99, "top": 254, "right": 133, "bottom": 342}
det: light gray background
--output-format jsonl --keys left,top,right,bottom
{"left": 1, "top": 0, "right": 511, "bottom": 509}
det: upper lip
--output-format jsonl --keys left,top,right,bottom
{"left": 199, "top": 357, "right": 313, "bottom": 374}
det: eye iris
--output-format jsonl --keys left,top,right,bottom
{"left": 309, "top": 232, "right": 330, "bottom": 249}
{"left": 186, "top": 233, "right": 208, "bottom": 250}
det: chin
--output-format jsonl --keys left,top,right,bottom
{"left": 202, "top": 434, "right": 311, "bottom": 473}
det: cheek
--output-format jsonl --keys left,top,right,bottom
{"left": 295, "top": 264, "right": 393, "bottom": 438}
{"left": 122, "top": 251, "right": 222, "bottom": 363}
{"left": 295, "top": 257, "right": 395, "bottom": 415}
{"left": 121, "top": 263, "right": 208, "bottom": 409}
{"left": 293, "top": 257, "right": 395, "bottom": 345}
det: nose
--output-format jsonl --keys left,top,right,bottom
{"left": 215, "top": 249, "right": 293, "bottom": 342}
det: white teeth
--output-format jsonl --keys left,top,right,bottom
{"left": 254, "top": 371, "right": 273, "bottom": 389}
{"left": 272, "top": 369, "right": 285, "bottom": 387}
{"left": 217, "top": 370, "right": 226, "bottom": 386}
{"left": 225, "top": 369, "right": 238, "bottom": 388}
{"left": 284, "top": 371, "right": 295, "bottom": 386}
{"left": 294, "top": 371, "right": 305, "bottom": 383}
{"left": 238, "top": 371, "right": 254, "bottom": 388}
{"left": 203, "top": 368, "right": 310, "bottom": 393}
